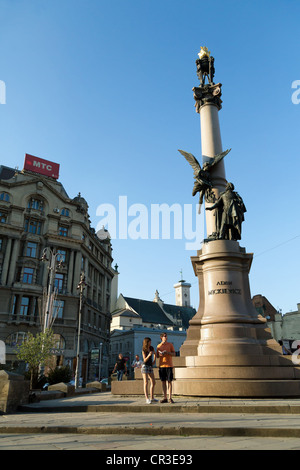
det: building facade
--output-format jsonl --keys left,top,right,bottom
{"left": 267, "top": 303, "right": 300, "bottom": 353}
{"left": 0, "top": 158, "right": 114, "bottom": 382}
{"left": 110, "top": 326, "right": 187, "bottom": 376}
{"left": 109, "top": 277, "right": 196, "bottom": 373}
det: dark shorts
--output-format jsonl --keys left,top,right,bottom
{"left": 159, "top": 367, "right": 173, "bottom": 382}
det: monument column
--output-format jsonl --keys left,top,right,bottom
{"left": 193, "top": 83, "right": 227, "bottom": 237}
{"left": 174, "top": 48, "right": 300, "bottom": 397}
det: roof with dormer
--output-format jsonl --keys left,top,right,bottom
{"left": 124, "top": 296, "right": 174, "bottom": 326}
{"left": 162, "top": 303, "right": 195, "bottom": 329}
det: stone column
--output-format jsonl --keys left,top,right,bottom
{"left": 72, "top": 251, "right": 82, "bottom": 294}
{"left": 7, "top": 239, "right": 20, "bottom": 286}
{"left": 193, "top": 84, "right": 227, "bottom": 238}
{"left": 1, "top": 238, "right": 12, "bottom": 285}
{"left": 67, "top": 250, "right": 74, "bottom": 293}
{"left": 173, "top": 51, "right": 300, "bottom": 397}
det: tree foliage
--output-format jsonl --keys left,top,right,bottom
{"left": 16, "top": 329, "right": 56, "bottom": 388}
{"left": 47, "top": 365, "right": 73, "bottom": 385}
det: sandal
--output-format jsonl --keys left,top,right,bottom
{"left": 168, "top": 398, "right": 174, "bottom": 403}
{"left": 160, "top": 398, "right": 168, "bottom": 403}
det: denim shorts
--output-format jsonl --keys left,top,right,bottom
{"left": 141, "top": 364, "right": 153, "bottom": 374}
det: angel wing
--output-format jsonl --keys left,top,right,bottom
{"left": 206, "top": 148, "right": 231, "bottom": 169}
{"left": 178, "top": 149, "right": 201, "bottom": 177}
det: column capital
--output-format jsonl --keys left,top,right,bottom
{"left": 193, "top": 83, "right": 222, "bottom": 113}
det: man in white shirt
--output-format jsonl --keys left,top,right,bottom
{"left": 132, "top": 354, "right": 142, "bottom": 369}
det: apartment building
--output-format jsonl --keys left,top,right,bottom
{"left": 0, "top": 155, "right": 114, "bottom": 381}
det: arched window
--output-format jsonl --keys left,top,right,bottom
{"left": 0, "top": 192, "right": 10, "bottom": 202}
{"left": 27, "top": 197, "right": 44, "bottom": 211}
{"left": 53, "top": 334, "right": 65, "bottom": 350}
{"left": 61, "top": 208, "right": 70, "bottom": 216}
{"left": 5, "top": 332, "right": 28, "bottom": 347}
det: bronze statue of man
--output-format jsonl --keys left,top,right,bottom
{"left": 196, "top": 46, "right": 215, "bottom": 87}
{"left": 206, "top": 182, "right": 246, "bottom": 241}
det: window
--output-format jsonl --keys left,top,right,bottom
{"left": 26, "top": 242, "right": 37, "bottom": 258}
{"left": 11, "top": 295, "right": 17, "bottom": 314}
{"left": 61, "top": 208, "right": 70, "bottom": 216}
{"left": 24, "top": 219, "right": 42, "bottom": 234}
{"left": 22, "top": 267, "right": 34, "bottom": 284}
{"left": 58, "top": 226, "right": 68, "bottom": 237}
{"left": 28, "top": 197, "right": 43, "bottom": 211}
{"left": 20, "top": 297, "right": 30, "bottom": 316}
{"left": 53, "top": 334, "right": 65, "bottom": 349}
{"left": 5, "top": 332, "right": 28, "bottom": 347}
{"left": 53, "top": 300, "right": 64, "bottom": 319}
{"left": 0, "top": 212, "right": 7, "bottom": 223}
{"left": 57, "top": 249, "right": 66, "bottom": 263}
{"left": 0, "top": 192, "right": 9, "bottom": 202}
{"left": 54, "top": 273, "right": 64, "bottom": 293}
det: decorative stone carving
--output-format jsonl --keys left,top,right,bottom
{"left": 193, "top": 83, "right": 223, "bottom": 112}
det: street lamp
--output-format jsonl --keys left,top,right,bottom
{"left": 75, "top": 272, "right": 86, "bottom": 389}
{"left": 98, "top": 342, "right": 103, "bottom": 381}
{"left": 41, "top": 247, "right": 64, "bottom": 332}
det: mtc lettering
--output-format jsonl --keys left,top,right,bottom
{"left": 33, "top": 161, "right": 52, "bottom": 171}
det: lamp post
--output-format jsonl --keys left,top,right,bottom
{"left": 41, "top": 247, "right": 64, "bottom": 332}
{"left": 75, "top": 272, "right": 86, "bottom": 389}
{"left": 98, "top": 342, "right": 103, "bottom": 380}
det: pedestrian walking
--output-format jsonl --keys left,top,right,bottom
{"left": 156, "top": 333, "right": 175, "bottom": 403}
{"left": 141, "top": 337, "right": 157, "bottom": 404}
{"left": 112, "top": 353, "right": 127, "bottom": 381}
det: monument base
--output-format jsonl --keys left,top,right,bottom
{"left": 172, "top": 355, "right": 300, "bottom": 397}
{"left": 174, "top": 240, "right": 300, "bottom": 397}
{"left": 112, "top": 240, "right": 300, "bottom": 398}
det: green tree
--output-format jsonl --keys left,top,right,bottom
{"left": 16, "top": 329, "right": 56, "bottom": 389}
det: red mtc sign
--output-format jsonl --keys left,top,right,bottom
{"left": 23, "top": 154, "right": 60, "bottom": 179}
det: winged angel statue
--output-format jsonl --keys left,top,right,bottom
{"left": 178, "top": 148, "right": 231, "bottom": 212}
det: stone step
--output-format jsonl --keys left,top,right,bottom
{"left": 112, "top": 376, "right": 300, "bottom": 398}
{"left": 173, "top": 379, "right": 300, "bottom": 397}
{"left": 174, "top": 366, "right": 300, "bottom": 380}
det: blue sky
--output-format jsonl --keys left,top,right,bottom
{"left": 0, "top": 0, "right": 299, "bottom": 314}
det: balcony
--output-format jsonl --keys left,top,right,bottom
{"left": 12, "top": 282, "right": 43, "bottom": 293}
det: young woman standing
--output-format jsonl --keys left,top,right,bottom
{"left": 141, "top": 337, "right": 157, "bottom": 404}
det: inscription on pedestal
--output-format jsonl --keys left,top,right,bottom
{"left": 208, "top": 281, "right": 241, "bottom": 295}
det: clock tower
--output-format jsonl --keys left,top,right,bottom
{"left": 174, "top": 274, "right": 191, "bottom": 307}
